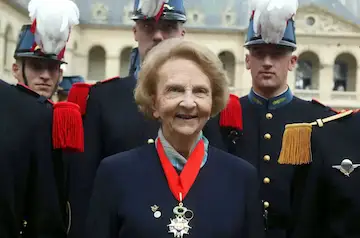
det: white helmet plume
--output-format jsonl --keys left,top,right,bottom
{"left": 138, "top": 0, "right": 166, "bottom": 21}
{"left": 28, "top": 0, "right": 80, "bottom": 58}
{"left": 251, "top": 0, "right": 298, "bottom": 44}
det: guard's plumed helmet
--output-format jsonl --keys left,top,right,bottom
{"left": 14, "top": 0, "right": 80, "bottom": 63}
{"left": 131, "top": 0, "right": 186, "bottom": 22}
{"left": 245, "top": 0, "right": 298, "bottom": 50}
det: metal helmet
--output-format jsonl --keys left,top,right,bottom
{"left": 14, "top": 24, "right": 67, "bottom": 64}
{"left": 131, "top": 0, "right": 186, "bottom": 22}
{"left": 244, "top": 17, "right": 297, "bottom": 49}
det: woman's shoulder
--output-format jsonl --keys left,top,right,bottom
{"left": 99, "top": 144, "right": 157, "bottom": 172}
{"left": 208, "top": 146, "right": 256, "bottom": 175}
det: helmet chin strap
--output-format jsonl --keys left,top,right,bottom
{"left": 21, "top": 59, "right": 29, "bottom": 86}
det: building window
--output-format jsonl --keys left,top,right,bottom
{"left": 186, "top": 10, "right": 203, "bottom": 25}
{"left": 92, "top": 3, "right": 109, "bottom": 23}
{"left": 226, "top": 14, "right": 232, "bottom": 23}
{"left": 333, "top": 61, "right": 348, "bottom": 91}
{"left": 296, "top": 60, "right": 313, "bottom": 90}
{"left": 222, "top": 12, "right": 235, "bottom": 26}
{"left": 306, "top": 16, "right": 315, "bottom": 26}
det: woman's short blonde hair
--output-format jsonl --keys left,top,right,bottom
{"left": 134, "top": 38, "right": 230, "bottom": 119}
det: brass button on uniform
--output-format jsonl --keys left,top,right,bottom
{"left": 263, "top": 155, "right": 270, "bottom": 161}
{"left": 147, "top": 138, "right": 155, "bottom": 144}
{"left": 264, "top": 133, "right": 271, "bottom": 140}
{"left": 263, "top": 201, "right": 270, "bottom": 208}
{"left": 263, "top": 177, "right": 270, "bottom": 184}
{"left": 266, "top": 113, "right": 273, "bottom": 119}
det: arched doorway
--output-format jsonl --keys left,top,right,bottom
{"left": 88, "top": 45, "right": 106, "bottom": 81}
{"left": 295, "top": 51, "right": 320, "bottom": 90}
{"left": 120, "top": 47, "right": 133, "bottom": 77}
{"left": 333, "top": 53, "right": 357, "bottom": 92}
{"left": 218, "top": 51, "right": 236, "bottom": 86}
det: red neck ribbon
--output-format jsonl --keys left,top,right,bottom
{"left": 156, "top": 138, "right": 205, "bottom": 202}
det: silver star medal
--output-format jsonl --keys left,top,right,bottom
{"left": 332, "top": 158, "right": 360, "bottom": 177}
{"left": 168, "top": 203, "right": 194, "bottom": 238}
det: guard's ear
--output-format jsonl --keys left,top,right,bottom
{"left": 288, "top": 55, "right": 298, "bottom": 71}
{"left": 245, "top": 54, "right": 251, "bottom": 70}
{"left": 133, "top": 25, "right": 138, "bottom": 42}
{"left": 12, "top": 62, "right": 22, "bottom": 83}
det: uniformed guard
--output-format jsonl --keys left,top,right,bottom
{"left": 278, "top": 110, "right": 360, "bottom": 238}
{"left": 57, "top": 76, "right": 85, "bottom": 102}
{"left": 12, "top": 0, "right": 82, "bottom": 148}
{"left": 205, "top": 0, "right": 337, "bottom": 237}
{"left": 0, "top": 79, "right": 66, "bottom": 238}
{"left": 66, "top": 1, "right": 187, "bottom": 238}
{"left": 0, "top": 0, "right": 84, "bottom": 236}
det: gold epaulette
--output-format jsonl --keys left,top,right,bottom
{"left": 278, "top": 110, "right": 353, "bottom": 165}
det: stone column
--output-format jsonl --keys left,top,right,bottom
{"left": 63, "top": 49, "right": 73, "bottom": 75}
{"left": 318, "top": 63, "right": 333, "bottom": 101}
{"left": 355, "top": 66, "right": 360, "bottom": 100}
{"left": 74, "top": 53, "right": 89, "bottom": 81}
{"left": 4, "top": 39, "right": 17, "bottom": 84}
{"left": 234, "top": 58, "right": 244, "bottom": 88}
{"left": 105, "top": 55, "right": 120, "bottom": 79}
{"left": 0, "top": 33, "right": 4, "bottom": 76}
{"left": 287, "top": 70, "right": 296, "bottom": 91}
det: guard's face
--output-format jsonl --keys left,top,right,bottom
{"left": 246, "top": 44, "right": 297, "bottom": 96}
{"left": 133, "top": 20, "right": 185, "bottom": 61}
{"left": 153, "top": 58, "right": 212, "bottom": 141}
{"left": 12, "top": 57, "right": 62, "bottom": 98}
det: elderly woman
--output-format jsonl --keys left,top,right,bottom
{"left": 86, "top": 38, "right": 264, "bottom": 238}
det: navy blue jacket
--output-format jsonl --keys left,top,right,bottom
{"left": 86, "top": 144, "right": 264, "bottom": 238}
{"left": 67, "top": 76, "right": 158, "bottom": 238}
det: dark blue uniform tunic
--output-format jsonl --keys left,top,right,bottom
{"left": 86, "top": 144, "right": 264, "bottom": 238}
{"left": 0, "top": 79, "right": 66, "bottom": 238}
{"left": 205, "top": 88, "right": 335, "bottom": 238}
{"left": 292, "top": 112, "right": 360, "bottom": 238}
